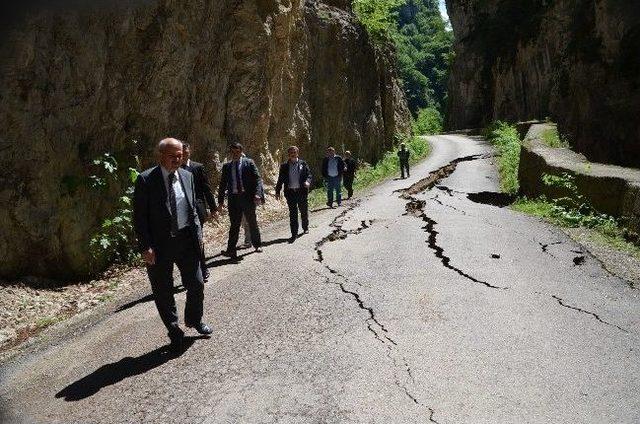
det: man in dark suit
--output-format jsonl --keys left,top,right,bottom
{"left": 343, "top": 150, "right": 357, "bottom": 199}
{"left": 181, "top": 143, "right": 217, "bottom": 282}
{"left": 275, "top": 145, "right": 312, "bottom": 243}
{"left": 217, "top": 142, "right": 264, "bottom": 259}
{"left": 133, "top": 138, "right": 212, "bottom": 351}
{"left": 181, "top": 143, "right": 217, "bottom": 224}
{"left": 321, "top": 146, "right": 345, "bottom": 208}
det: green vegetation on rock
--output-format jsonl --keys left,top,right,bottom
{"left": 353, "top": 0, "right": 405, "bottom": 41}
{"left": 484, "top": 119, "right": 639, "bottom": 256}
{"left": 88, "top": 143, "right": 141, "bottom": 269}
{"left": 541, "top": 127, "right": 570, "bottom": 148}
{"left": 484, "top": 121, "right": 521, "bottom": 195}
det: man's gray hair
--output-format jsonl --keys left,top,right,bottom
{"left": 158, "top": 138, "right": 183, "bottom": 152}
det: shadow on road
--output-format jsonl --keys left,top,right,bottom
{"left": 310, "top": 206, "right": 332, "bottom": 213}
{"left": 262, "top": 237, "right": 290, "bottom": 247}
{"left": 55, "top": 335, "right": 208, "bottom": 401}
{"left": 115, "top": 285, "right": 185, "bottom": 313}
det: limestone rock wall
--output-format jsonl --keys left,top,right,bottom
{"left": 445, "top": 0, "right": 640, "bottom": 167}
{"left": 0, "top": 0, "right": 410, "bottom": 279}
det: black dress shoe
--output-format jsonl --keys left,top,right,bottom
{"left": 221, "top": 249, "right": 238, "bottom": 259}
{"left": 288, "top": 236, "right": 296, "bottom": 243}
{"left": 187, "top": 322, "right": 213, "bottom": 335}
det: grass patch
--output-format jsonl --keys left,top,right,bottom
{"left": 541, "top": 127, "right": 570, "bottom": 148}
{"left": 35, "top": 316, "right": 60, "bottom": 329}
{"left": 484, "top": 121, "right": 521, "bottom": 195}
{"left": 309, "top": 135, "right": 431, "bottom": 208}
{"left": 484, "top": 120, "right": 639, "bottom": 257}
{"left": 513, "top": 196, "right": 640, "bottom": 258}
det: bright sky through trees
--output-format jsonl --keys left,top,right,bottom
{"left": 438, "top": 0, "right": 448, "bottom": 20}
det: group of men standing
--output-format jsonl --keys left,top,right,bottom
{"left": 133, "top": 138, "right": 409, "bottom": 351}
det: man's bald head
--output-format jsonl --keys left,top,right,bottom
{"left": 158, "top": 138, "right": 184, "bottom": 171}
{"left": 158, "top": 138, "right": 183, "bottom": 153}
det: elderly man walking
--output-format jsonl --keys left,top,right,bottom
{"left": 133, "top": 138, "right": 212, "bottom": 352}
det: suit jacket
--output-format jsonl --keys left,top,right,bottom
{"left": 275, "top": 159, "right": 313, "bottom": 196}
{"left": 182, "top": 161, "right": 216, "bottom": 222}
{"left": 133, "top": 166, "right": 202, "bottom": 255}
{"left": 321, "top": 155, "right": 345, "bottom": 178}
{"left": 217, "top": 157, "right": 265, "bottom": 205}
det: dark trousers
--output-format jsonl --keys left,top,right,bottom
{"left": 285, "top": 189, "right": 309, "bottom": 237}
{"left": 343, "top": 174, "right": 354, "bottom": 198}
{"left": 195, "top": 209, "right": 208, "bottom": 278}
{"left": 227, "top": 194, "right": 261, "bottom": 253}
{"left": 146, "top": 229, "right": 204, "bottom": 339}
{"left": 400, "top": 160, "right": 410, "bottom": 179}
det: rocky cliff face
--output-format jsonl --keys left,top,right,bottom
{"left": 0, "top": 0, "right": 410, "bottom": 279}
{"left": 445, "top": 0, "right": 640, "bottom": 167}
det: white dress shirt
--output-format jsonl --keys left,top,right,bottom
{"left": 288, "top": 159, "right": 301, "bottom": 189}
{"left": 161, "top": 166, "right": 190, "bottom": 230}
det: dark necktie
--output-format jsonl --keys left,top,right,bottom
{"left": 236, "top": 161, "right": 243, "bottom": 193}
{"left": 168, "top": 172, "right": 179, "bottom": 236}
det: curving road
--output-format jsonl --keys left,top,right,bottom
{"left": 1, "top": 134, "right": 639, "bottom": 423}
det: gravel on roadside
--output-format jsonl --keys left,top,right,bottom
{"left": 0, "top": 196, "right": 289, "bottom": 355}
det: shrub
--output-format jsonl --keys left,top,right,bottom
{"left": 541, "top": 127, "right": 570, "bottom": 148}
{"left": 89, "top": 143, "right": 141, "bottom": 266}
{"left": 412, "top": 107, "right": 443, "bottom": 135}
{"left": 353, "top": 0, "right": 405, "bottom": 41}
{"left": 484, "top": 121, "right": 521, "bottom": 195}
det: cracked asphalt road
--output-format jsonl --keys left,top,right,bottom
{"left": 1, "top": 135, "right": 639, "bottom": 423}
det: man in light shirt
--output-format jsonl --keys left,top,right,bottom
{"left": 321, "top": 146, "right": 345, "bottom": 208}
{"left": 276, "top": 146, "right": 313, "bottom": 242}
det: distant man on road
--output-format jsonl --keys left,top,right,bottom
{"left": 276, "top": 146, "right": 312, "bottom": 243}
{"left": 343, "top": 150, "right": 357, "bottom": 199}
{"left": 217, "top": 142, "right": 264, "bottom": 259}
{"left": 398, "top": 143, "right": 410, "bottom": 179}
{"left": 133, "top": 138, "right": 212, "bottom": 352}
{"left": 181, "top": 143, "right": 217, "bottom": 282}
{"left": 321, "top": 147, "right": 344, "bottom": 208}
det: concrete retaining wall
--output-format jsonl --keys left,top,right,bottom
{"left": 518, "top": 123, "right": 640, "bottom": 239}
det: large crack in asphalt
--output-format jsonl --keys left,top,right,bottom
{"left": 313, "top": 207, "right": 439, "bottom": 420}
{"left": 399, "top": 156, "right": 508, "bottom": 291}
{"left": 395, "top": 154, "right": 485, "bottom": 199}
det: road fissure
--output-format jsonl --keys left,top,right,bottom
{"left": 399, "top": 156, "right": 508, "bottom": 290}
{"left": 551, "top": 295, "right": 628, "bottom": 333}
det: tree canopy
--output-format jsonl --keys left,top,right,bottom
{"left": 354, "top": 0, "right": 454, "bottom": 119}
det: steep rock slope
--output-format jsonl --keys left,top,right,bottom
{"left": 0, "top": 0, "right": 410, "bottom": 279}
{"left": 445, "top": 0, "right": 640, "bottom": 167}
